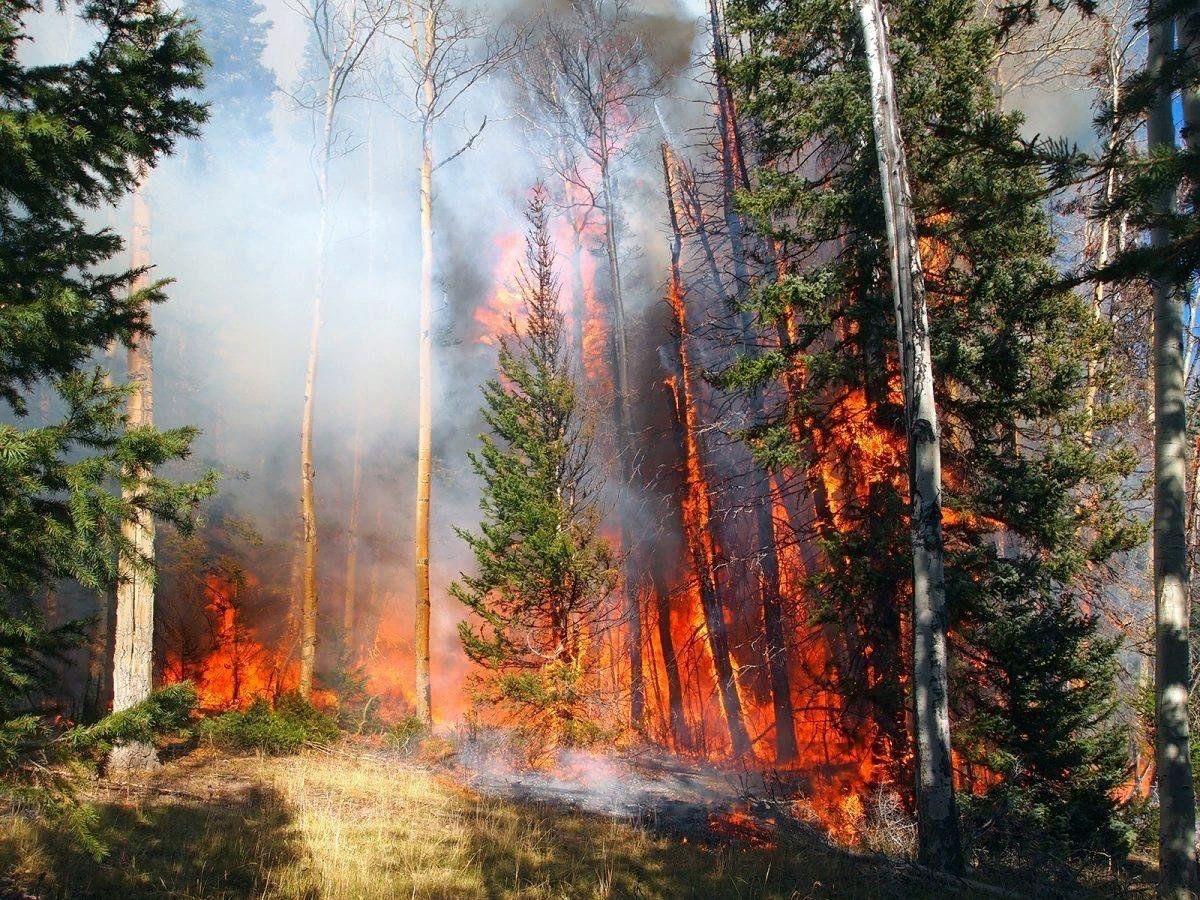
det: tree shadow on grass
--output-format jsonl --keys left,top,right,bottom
{"left": 0, "top": 781, "right": 310, "bottom": 900}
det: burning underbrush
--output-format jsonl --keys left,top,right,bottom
{"left": 438, "top": 730, "right": 909, "bottom": 854}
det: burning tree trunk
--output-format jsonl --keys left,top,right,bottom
{"left": 708, "top": 0, "right": 798, "bottom": 763}
{"left": 662, "top": 142, "right": 752, "bottom": 758}
{"left": 415, "top": 101, "right": 434, "bottom": 726}
{"left": 111, "top": 178, "right": 158, "bottom": 770}
{"left": 649, "top": 554, "right": 690, "bottom": 750}
{"left": 1147, "top": 2, "right": 1198, "bottom": 893}
{"left": 856, "top": 0, "right": 961, "bottom": 872}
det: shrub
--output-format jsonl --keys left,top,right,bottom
{"left": 64, "top": 683, "right": 198, "bottom": 761}
{"left": 387, "top": 714, "right": 426, "bottom": 752}
{"left": 199, "top": 692, "right": 337, "bottom": 755}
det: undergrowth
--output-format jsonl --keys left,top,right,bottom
{"left": 199, "top": 692, "right": 338, "bottom": 754}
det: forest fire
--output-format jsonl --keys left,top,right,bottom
{"left": 359, "top": 614, "right": 417, "bottom": 721}
{"left": 162, "top": 574, "right": 304, "bottom": 711}
{"left": 7, "top": 0, "right": 1188, "bottom": 894}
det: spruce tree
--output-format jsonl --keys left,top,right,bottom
{"left": 0, "top": 1, "right": 212, "bottom": 718}
{"left": 724, "top": 0, "right": 1140, "bottom": 861}
{"left": 452, "top": 186, "right": 617, "bottom": 745}
{"left": 184, "top": 0, "right": 276, "bottom": 141}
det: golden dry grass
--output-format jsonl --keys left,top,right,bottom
{"left": 0, "top": 748, "right": 969, "bottom": 898}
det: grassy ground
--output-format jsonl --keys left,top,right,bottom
{"left": 0, "top": 746, "right": 973, "bottom": 899}
{"left": 0, "top": 744, "right": 1162, "bottom": 899}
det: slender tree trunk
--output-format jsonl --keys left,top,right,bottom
{"left": 708, "top": 0, "right": 798, "bottom": 762}
{"left": 599, "top": 157, "right": 644, "bottom": 731}
{"left": 857, "top": 0, "right": 962, "bottom": 872}
{"left": 662, "top": 143, "right": 752, "bottom": 757}
{"left": 299, "top": 74, "right": 337, "bottom": 701}
{"left": 665, "top": 377, "right": 753, "bottom": 758}
{"left": 344, "top": 395, "right": 365, "bottom": 655}
{"left": 1086, "top": 29, "right": 1122, "bottom": 431}
{"left": 650, "top": 555, "right": 689, "bottom": 751}
{"left": 110, "top": 179, "right": 157, "bottom": 770}
{"left": 414, "top": 72, "right": 435, "bottom": 727}
{"left": 1148, "top": 4, "right": 1198, "bottom": 894}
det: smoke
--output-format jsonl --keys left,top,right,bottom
{"left": 21, "top": 0, "right": 716, "bottom": 717}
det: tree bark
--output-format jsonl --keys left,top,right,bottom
{"left": 857, "top": 0, "right": 962, "bottom": 873}
{"left": 708, "top": 0, "right": 798, "bottom": 763}
{"left": 414, "top": 32, "right": 435, "bottom": 726}
{"left": 662, "top": 142, "right": 753, "bottom": 757}
{"left": 110, "top": 178, "right": 157, "bottom": 770}
{"left": 599, "top": 157, "right": 644, "bottom": 732}
{"left": 298, "top": 68, "right": 337, "bottom": 701}
{"left": 1148, "top": 3, "right": 1198, "bottom": 894}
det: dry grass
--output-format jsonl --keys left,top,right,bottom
{"left": 0, "top": 747, "right": 974, "bottom": 898}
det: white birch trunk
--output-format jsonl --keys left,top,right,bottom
{"left": 856, "top": 0, "right": 962, "bottom": 872}
{"left": 298, "top": 68, "right": 337, "bottom": 701}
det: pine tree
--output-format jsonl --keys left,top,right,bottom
{"left": 0, "top": 1, "right": 212, "bottom": 720}
{"left": 452, "top": 187, "right": 617, "bottom": 745}
{"left": 184, "top": 0, "right": 276, "bottom": 141}
{"left": 724, "top": 0, "right": 1140, "bottom": 861}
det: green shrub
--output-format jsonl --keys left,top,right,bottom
{"left": 199, "top": 693, "right": 337, "bottom": 755}
{"left": 0, "top": 688, "right": 177, "bottom": 864}
{"left": 64, "top": 683, "right": 197, "bottom": 760}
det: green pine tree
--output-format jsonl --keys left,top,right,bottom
{"left": 0, "top": 1, "right": 213, "bottom": 722}
{"left": 723, "top": 0, "right": 1141, "bottom": 861}
{"left": 452, "top": 186, "right": 617, "bottom": 747}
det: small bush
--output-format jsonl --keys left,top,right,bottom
{"left": 199, "top": 692, "right": 337, "bottom": 755}
{"left": 0, "top": 684, "right": 187, "bottom": 863}
{"left": 387, "top": 714, "right": 426, "bottom": 752}
{"left": 64, "top": 683, "right": 197, "bottom": 760}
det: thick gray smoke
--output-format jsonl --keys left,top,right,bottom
{"left": 22, "top": 0, "right": 714, "bottom": 714}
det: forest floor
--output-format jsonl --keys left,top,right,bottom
{"left": 0, "top": 741, "right": 1155, "bottom": 899}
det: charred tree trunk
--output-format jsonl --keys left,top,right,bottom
{"left": 111, "top": 179, "right": 157, "bottom": 771}
{"left": 599, "top": 156, "right": 644, "bottom": 732}
{"left": 662, "top": 143, "right": 752, "bottom": 758}
{"left": 649, "top": 553, "right": 689, "bottom": 751}
{"left": 1148, "top": 3, "right": 1198, "bottom": 894}
{"left": 708, "top": 0, "right": 798, "bottom": 763}
{"left": 857, "top": 0, "right": 962, "bottom": 872}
